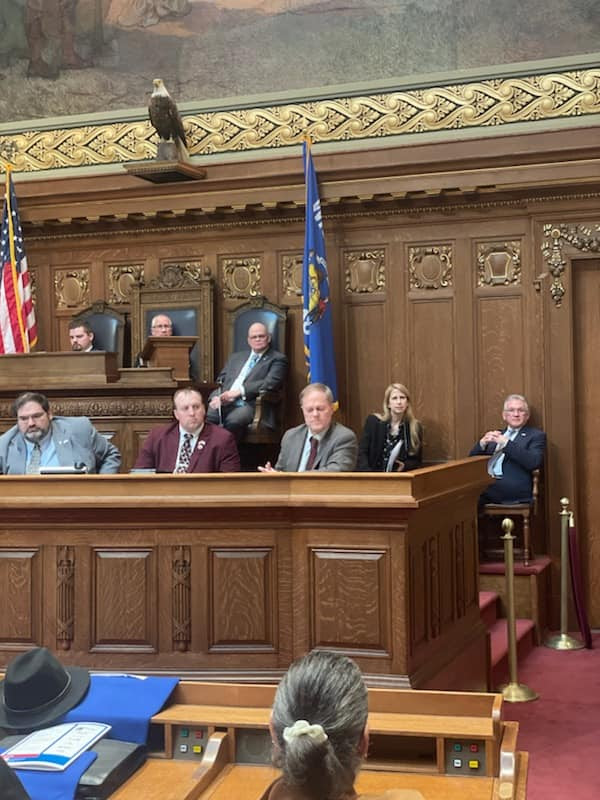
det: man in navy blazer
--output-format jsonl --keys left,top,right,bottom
{"left": 135, "top": 387, "right": 240, "bottom": 473}
{"left": 0, "top": 392, "right": 120, "bottom": 475}
{"left": 207, "top": 322, "right": 288, "bottom": 441}
{"left": 469, "top": 394, "right": 545, "bottom": 504}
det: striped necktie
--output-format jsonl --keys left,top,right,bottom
{"left": 305, "top": 436, "right": 319, "bottom": 471}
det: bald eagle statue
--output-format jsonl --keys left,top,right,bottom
{"left": 148, "top": 78, "right": 188, "bottom": 160}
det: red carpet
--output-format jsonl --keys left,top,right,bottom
{"left": 503, "top": 633, "right": 600, "bottom": 799}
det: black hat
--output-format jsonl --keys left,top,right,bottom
{"left": 0, "top": 758, "right": 30, "bottom": 800}
{"left": 0, "top": 647, "right": 90, "bottom": 731}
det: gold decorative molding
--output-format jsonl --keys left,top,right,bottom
{"left": 54, "top": 267, "right": 90, "bottom": 309}
{"left": 108, "top": 263, "right": 144, "bottom": 304}
{"left": 541, "top": 222, "right": 600, "bottom": 307}
{"left": 344, "top": 248, "right": 386, "bottom": 294}
{"left": 0, "top": 398, "right": 173, "bottom": 418}
{"left": 476, "top": 241, "right": 521, "bottom": 286}
{"left": 409, "top": 245, "right": 453, "bottom": 290}
{"left": 150, "top": 261, "right": 209, "bottom": 289}
{"left": 221, "top": 256, "right": 261, "bottom": 299}
{"left": 281, "top": 253, "right": 303, "bottom": 298}
{"left": 1, "top": 66, "right": 598, "bottom": 173}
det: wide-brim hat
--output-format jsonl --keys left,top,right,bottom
{"left": 0, "top": 758, "right": 30, "bottom": 800}
{"left": 0, "top": 647, "right": 89, "bottom": 731}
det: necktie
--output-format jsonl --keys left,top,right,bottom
{"left": 27, "top": 443, "right": 42, "bottom": 474}
{"left": 488, "top": 428, "right": 516, "bottom": 477}
{"left": 176, "top": 433, "right": 193, "bottom": 473}
{"left": 248, "top": 352, "right": 260, "bottom": 372}
{"left": 305, "top": 436, "right": 319, "bottom": 471}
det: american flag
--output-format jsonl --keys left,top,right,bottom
{"left": 0, "top": 171, "right": 37, "bottom": 353}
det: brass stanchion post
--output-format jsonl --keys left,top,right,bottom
{"left": 545, "top": 498, "right": 584, "bottom": 650}
{"left": 499, "top": 518, "right": 538, "bottom": 702}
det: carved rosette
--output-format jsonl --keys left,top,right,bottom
{"left": 344, "top": 249, "right": 386, "bottom": 294}
{"left": 108, "top": 263, "right": 144, "bottom": 304}
{"left": 476, "top": 241, "right": 521, "bottom": 286}
{"left": 54, "top": 268, "right": 90, "bottom": 309}
{"left": 408, "top": 245, "right": 453, "bottom": 290}
{"left": 172, "top": 546, "right": 191, "bottom": 652}
{"left": 541, "top": 222, "right": 600, "bottom": 307}
{"left": 281, "top": 253, "right": 303, "bottom": 298}
{"left": 221, "top": 256, "right": 261, "bottom": 299}
{"left": 57, "top": 546, "right": 75, "bottom": 650}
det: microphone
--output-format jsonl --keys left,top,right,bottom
{"left": 74, "top": 462, "right": 89, "bottom": 474}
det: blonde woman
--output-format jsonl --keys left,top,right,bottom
{"left": 357, "top": 383, "right": 422, "bottom": 472}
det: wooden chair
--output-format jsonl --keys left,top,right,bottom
{"left": 226, "top": 296, "right": 288, "bottom": 446}
{"left": 72, "top": 301, "right": 127, "bottom": 366}
{"left": 131, "top": 264, "right": 215, "bottom": 383}
{"left": 480, "top": 468, "right": 541, "bottom": 565}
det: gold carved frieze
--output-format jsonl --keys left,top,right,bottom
{"left": 221, "top": 256, "right": 261, "bottom": 299}
{"left": 1, "top": 67, "right": 598, "bottom": 173}
{"left": 408, "top": 245, "right": 453, "bottom": 290}
{"left": 108, "top": 263, "right": 144, "bottom": 304}
{"left": 476, "top": 241, "right": 521, "bottom": 287}
{"left": 344, "top": 248, "right": 386, "bottom": 294}
{"left": 46, "top": 399, "right": 173, "bottom": 417}
{"left": 541, "top": 222, "right": 600, "bottom": 307}
{"left": 280, "top": 253, "right": 303, "bottom": 299}
{"left": 54, "top": 268, "right": 90, "bottom": 309}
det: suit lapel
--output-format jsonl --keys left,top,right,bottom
{"left": 187, "top": 426, "right": 210, "bottom": 472}
{"left": 313, "top": 425, "right": 334, "bottom": 470}
{"left": 51, "top": 421, "right": 73, "bottom": 467}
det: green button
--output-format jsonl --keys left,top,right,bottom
{"left": 181, "top": 728, "right": 189, "bottom": 738}
{"left": 453, "top": 743, "right": 462, "bottom": 752}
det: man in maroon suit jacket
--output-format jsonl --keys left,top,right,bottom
{"left": 134, "top": 387, "right": 240, "bottom": 473}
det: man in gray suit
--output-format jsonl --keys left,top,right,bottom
{"left": 207, "top": 322, "right": 288, "bottom": 441}
{"left": 259, "top": 383, "right": 357, "bottom": 472}
{"left": 0, "top": 392, "right": 121, "bottom": 475}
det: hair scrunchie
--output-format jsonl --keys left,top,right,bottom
{"left": 283, "top": 719, "right": 328, "bottom": 744}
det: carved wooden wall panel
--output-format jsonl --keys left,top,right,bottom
{"left": 475, "top": 295, "right": 526, "bottom": 434}
{"left": 310, "top": 548, "right": 390, "bottom": 655}
{"left": 344, "top": 300, "right": 388, "bottom": 433}
{"left": 410, "top": 297, "right": 455, "bottom": 462}
{"left": 0, "top": 548, "right": 41, "bottom": 645}
{"left": 208, "top": 547, "right": 275, "bottom": 650}
{"left": 91, "top": 547, "right": 157, "bottom": 651}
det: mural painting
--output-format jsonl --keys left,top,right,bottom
{"left": 0, "top": 0, "right": 598, "bottom": 126}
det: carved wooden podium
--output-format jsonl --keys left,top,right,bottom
{"left": 141, "top": 336, "right": 198, "bottom": 381}
{"left": 0, "top": 461, "right": 491, "bottom": 691}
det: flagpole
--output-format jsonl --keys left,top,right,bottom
{"left": 2, "top": 165, "right": 31, "bottom": 352}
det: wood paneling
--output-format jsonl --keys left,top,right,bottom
{"left": 0, "top": 465, "right": 489, "bottom": 689}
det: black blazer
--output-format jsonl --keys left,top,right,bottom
{"left": 357, "top": 415, "right": 423, "bottom": 472}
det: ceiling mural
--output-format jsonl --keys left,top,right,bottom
{"left": 0, "top": 0, "right": 599, "bottom": 125}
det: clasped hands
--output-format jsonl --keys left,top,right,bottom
{"left": 479, "top": 429, "right": 508, "bottom": 449}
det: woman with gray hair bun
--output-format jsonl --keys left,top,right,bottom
{"left": 261, "top": 650, "right": 407, "bottom": 800}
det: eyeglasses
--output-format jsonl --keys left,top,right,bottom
{"left": 18, "top": 412, "right": 47, "bottom": 423}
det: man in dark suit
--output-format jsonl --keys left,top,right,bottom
{"left": 69, "top": 320, "right": 98, "bottom": 352}
{"left": 135, "top": 387, "right": 240, "bottom": 473}
{"left": 469, "top": 393, "right": 545, "bottom": 503}
{"left": 207, "top": 322, "right": 288, "bottom": 441}
{"left": 259, "top": 383, "right": 357, "bottom": 472}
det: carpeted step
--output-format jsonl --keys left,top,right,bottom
{"left": 489, "top": 617, "right": 536, "bottom": 689}
{"left": 479, "top": 590, "right": 500, "bottom": 628}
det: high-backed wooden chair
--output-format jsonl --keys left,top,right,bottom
{"left": 131, "top": 264, "right": 215, "bottom": 383}
{"left": 72, "top": 300, "right": 127, "bottom": 366}
{"left": 226, "top": 296, "right": 288, "bottom": 445}
{"left": 480, "top": 468, "right": 541, "bottom": 565}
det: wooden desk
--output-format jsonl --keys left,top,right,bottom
{"left": 108, "top": 682, "right": 527, "bottom": 800}
{"left": 0, "top": 463, "right": 490, "bottom": 690}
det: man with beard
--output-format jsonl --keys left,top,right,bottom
{"left": 0, "top": 392, "right": 120, "bottom": 475}
{"left": 69, "top": 320, "right": 98, "bottom": 352}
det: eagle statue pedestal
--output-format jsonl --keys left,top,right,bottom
{"left": 157, "top": 140, "right": 180, "bottom": 161}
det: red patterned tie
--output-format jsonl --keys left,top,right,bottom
{"left": 305, "top": 436, "right": 319, "bottom": 471}
{"left": 176, "top": 433, "right": 193, "bottom": 473}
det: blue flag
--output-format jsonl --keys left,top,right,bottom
{"left": 302, "top": 140, "right": 338, "bottom": 407}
